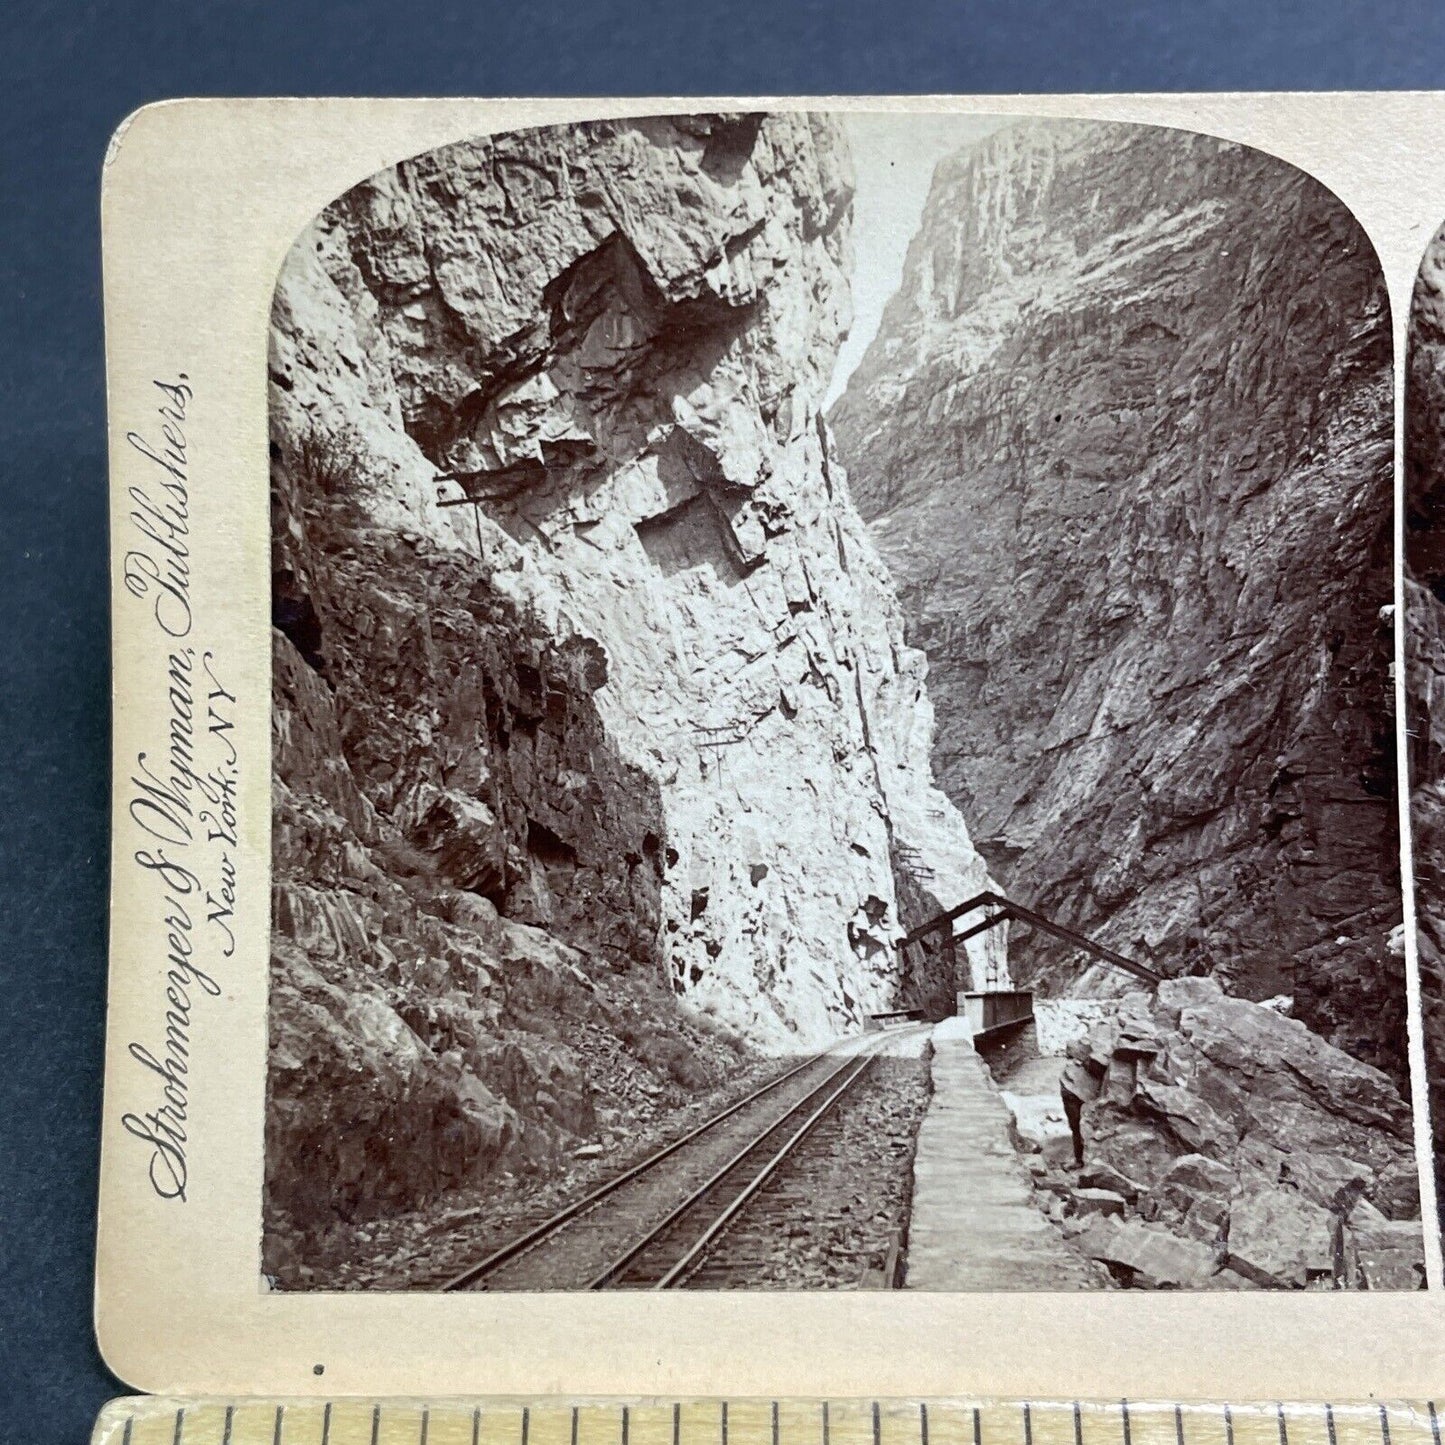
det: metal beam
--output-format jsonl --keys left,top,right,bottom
{"left": 897, "top": 890, "right": 1160, "bottom": 986}
{"left": 901, "top": 889, "right": 1006, "bottom": 945}
{"left": 1003, "top": 900, "right": 1161, "bottom": 984}
{"left": 950, "top": 910, "right": 1009, "bottom": 945}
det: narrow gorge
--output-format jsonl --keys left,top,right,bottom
{"left": 265, "top": 111, "right": 1423, "bottom": 1289}
{"left": 830, "top": 119, "right": 1404, "bottom": 1082}
{"left": 264, "top": 113, "right": 1000, "bottom": 1279}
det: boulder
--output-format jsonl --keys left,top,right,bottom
{"left": 408, "top": 785, "right": 507, "bottom": 898}
{"left": 1369, "top": 1159, "right": 1423, "bottom": 1221}
{"left": 1348, "top": 1219, "right": 1427, "bottom": 1290}
{"left": 1147, "top": 1154, "right": 1234, "bottom": 1246}
{"left": 1070, "top": 1187, "right": 1127, "bottom": 1219}
{"left": 1078, "top": 1161, "right": 1144, "bottom": 1201}
{"left": 1159, "top": 1153, "right": 1235, "bottom": 1196}
{"left": 1074, "top": 1218, "right": 1220, "bottom": 1288}
{"left": 1225, "top": 1181, "right": 1337, "bottom": 1289}
{"left": 1000, "top": 1090, "right": 1076, "bottom": 1168}
{"left": 1053, "top": 978, "right": 1424, "bottom": 1289}
{"left": 1073, "top": 979, "right": 1414, "bottom": 1199}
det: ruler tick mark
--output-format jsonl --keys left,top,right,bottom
{"left": 921, "top": 1403, "right": 930, "bottom": 1445}
{"left": 1072, "top": 1402, "right": 1082, "bottom": 1445}
{"left": 1380, "top": 1406, "right": 1391, "bottom": 1445}
{"left": 275, "top": 1406, "right": 286, "bottom": 1445}
{"left": 1024, "top": 1403, "right": 1033, "bottom": 1445}
{"left": 1326, "top": 1405, "right": 1336, "bottom": 1445}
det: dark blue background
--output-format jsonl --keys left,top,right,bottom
{"left": 4, "top": 1, "right": 1444, "bottom": 1438}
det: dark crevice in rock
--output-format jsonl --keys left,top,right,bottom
{"left": 526, "top": 817, "right": 578, "bottom": 867}
{"left": 698, "top": 113, "right": 766, "bottom": 183}
{"left": 272, "top": 567, "right": 327, "bottom": 677}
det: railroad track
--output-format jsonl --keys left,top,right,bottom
{"left": 442, "top": 1027, "right": 918, "bottom": 1291}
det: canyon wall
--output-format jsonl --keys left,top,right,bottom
{"left": 1405, "top": 225, "right": 1445, "bottom": 1225}
{"left": 831, "top": 120, "right": 1403, "bottom": 1079}
{"left": 266, "top": 113, "right": 999, "bottom": 1259}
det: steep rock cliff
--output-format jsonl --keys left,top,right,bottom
{"left": 1404, "top": 226, "right": 1445, "bottom": 1224}
{"left": 266, "top": 113, "right": 999, "bottom": 1261}
{"left": 831, "top": 120, "right": 1402, "bottom": 1078}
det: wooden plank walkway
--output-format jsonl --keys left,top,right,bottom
{"left": 904, "top": 1018, "right": 1101, "bottom": 1290}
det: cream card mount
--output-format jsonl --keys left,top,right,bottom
{"left": 99, "top": 94, "right": 1445, "bottom": 1398}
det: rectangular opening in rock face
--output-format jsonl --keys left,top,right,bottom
{"left": 634, "top": 491, "right": 748, "bottom": 584}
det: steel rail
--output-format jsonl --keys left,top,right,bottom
{"left": 651, "top": 1053, "right": 877, "bottom": 1289}
{"left": 440, "top": 1049, "right": 835, "bottom": 1291}
{"left": 586, "top": 1041, "right": 891, "bottom": 1290}
{"left": 581, "top": 1049, "right": 868, "bottom": 1289}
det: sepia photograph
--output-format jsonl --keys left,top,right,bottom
{"left": 261, "top": 110, "right": 1424, "bottom": 1293}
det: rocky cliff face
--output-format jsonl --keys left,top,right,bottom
{"left": 266, "top": 113, "right": 999, "bottom": 1262}
{"left": 831, "top": 120, "right": 1402, "bottom": 1079}
{"left": 1405, "top": 226, "right": 1445, "bottom": 1228}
